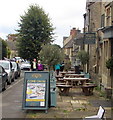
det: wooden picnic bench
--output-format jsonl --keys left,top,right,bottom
{"left": 81, "top": 83, "right": 97, "bottom": 96}
{"left": 55, "top": 76, "right": 64, "bottom": 82}
{"left": 63, "top": 77, "right": 89, "bottom": 87}
{"left": 56, "top": 84, "right": 72, "bottom": 95}
{"left": 60, "top": 71, "right": 75, "bottom": 77}
{"left": 64, "top": 74, "right": 85, "bottom": 78}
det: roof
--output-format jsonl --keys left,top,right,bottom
{"left": 63, "top": 39, "right": 73, "bottom": 48}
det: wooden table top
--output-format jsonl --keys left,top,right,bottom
{"left": 55, "top": 76, "right": 64, "bottom": 78}
{"left": 65, "top": 74, "right": 85, "bottom": 77}
{"left": 63, "top": 77, "right": 89, "bottom": 80}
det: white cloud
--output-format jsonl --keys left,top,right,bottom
{"left": 0, "top": 0, "right": 86, "bottom": 46}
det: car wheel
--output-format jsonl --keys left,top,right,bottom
{"left": 12, "top": 78, "right": 14, "bottom": 82}
{"left": 18, "top": 73, "right": 20, "bottom": 77}
{"left": 15, "top": 75, "right": 18, "bottom": 79}
{"left": 7, "top": 78, "right": 11, "bottom": 85}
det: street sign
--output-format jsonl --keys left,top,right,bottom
{"left": 75, "top": 32, "right": 96, "bottom": 45}
{"left": 22, "top": 71, "right": 49, "bottom": 113}
{"left": 75, "top": 37, "right": 84, "bottom": 45}
{"left": 84, "top": 33, "right": 96, "bottom": 44}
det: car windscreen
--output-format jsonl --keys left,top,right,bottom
{"left": 0, "top": 62, "right": 9, "bottom": 70}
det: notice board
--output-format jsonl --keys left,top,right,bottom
{"left": 22, "top": 71, "right": 49, "bottom": 112}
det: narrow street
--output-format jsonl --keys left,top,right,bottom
{"left": 2, "top": 72, "right": 26, "bottom": 118}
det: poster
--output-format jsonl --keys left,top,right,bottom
{"left": 25, "top": 80, "right": 46, "bottom": 107}
{"left": 22, "top": 71, "right": 49, "bottom": 111}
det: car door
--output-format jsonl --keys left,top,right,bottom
{"left": 0, "top": 66, "right": 2, "bottom": 91}
{"left": 2, "top": 67, "right": 7, "bottom": 89}
{"left": 10, "top": 62, "right": 14, "bottom": 81}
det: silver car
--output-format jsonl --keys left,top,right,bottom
{"left": 0, "top": 60, "right": 14, "bottom": 84}
{"left": 11, "top": 61, "right": 21, "bottom": 79}
{"left": 20, "top": 61, "right": 31, "bottom": 70}
{"left": 0, "top": 65, "right": 8, "bottom": 91}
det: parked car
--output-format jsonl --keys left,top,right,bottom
{"left": 20, "top": 61, "right": 31, "bottom": 70}
{"left": 17, "top": 63, "right": 21, "bottom": 77}
{"left": 0, "top": 65, "right": 8, "bottom": 91}
{"left": 0, "top": 60, "right": 14, "bottom": 84}
{"left": 11, "top": 61, "right": 21, "bottom": 79}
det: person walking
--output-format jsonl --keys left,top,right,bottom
{"left": 55, "top": 63, "right": 61, "bottom": 76}
{"left": 37, "top": 60, "right": 43, "bottom": 71}
{"left": 31, "top": 58, "right": 37, "bottom": 71}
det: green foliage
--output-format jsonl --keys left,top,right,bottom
{"left": 74, "top": 108, "right": 86, "bottom": 111}
{"left": 77, "top": 50, "right": 89, "bottom": 65}
{"left": 17, "top": 4, "right": 54, "bottom": 60}
{"left": 0, "top": 38, "right": 8, "bottom": 59}
{"left": 7, "top": 48, "right": 11, "bottom": 59}
{"left": 39, "top": 44, "right": 64, "bottom": 70}
{"left": 106, "top": 57, "right": 113, "bottom": 69}
{"left": 64, "top": 60, "right": 71, "bottom": 71}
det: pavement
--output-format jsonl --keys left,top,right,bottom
{"left": 25, "top": 87, "right": 112, "bottom": 119}
{"left": 1, "top": 71, "right": 112, "bottom": 119}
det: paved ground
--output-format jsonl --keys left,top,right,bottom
{"left": 2, "top": 75, "right": 26, "bottom": 119}
{"left": 1, "top": 71, "right": 112, "bottom": 119}
{"left": 25, "top": 87, "right": 112, "bottom": 119}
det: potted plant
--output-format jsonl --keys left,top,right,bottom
{"left": 106, "top": 57, "right": 113, "bottom": 69}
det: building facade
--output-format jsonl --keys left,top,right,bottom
{"left": 63, "top": 28, "right": 82, "bottom": 67}
{"left": 85, "top": 1, "right": 113, "bottom": 98}
{"left": 6, "top": 34, "right": 18, "bottom": 58}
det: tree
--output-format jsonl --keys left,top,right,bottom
{"left": 77, "top": 50, "right": 89, "bottom": 70}
{"left": 0, "top": 38, "right": 8, "bottom": 59}
{"left": 39, "top": 44, "right": 64, "bottom": 71}
{"left": 17, "top": 5, "right": 54, "bottom": 60}
{"left": 64, "top": 59, "right": 71, "bottom": 71}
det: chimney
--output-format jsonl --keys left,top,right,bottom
{"left": 70, "top": 28, "right": 77, "bottom": 38}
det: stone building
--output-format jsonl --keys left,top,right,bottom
{"left": 63, "top": 28, "right": 82, "bottom": 67}
{"left": 85, "top": 1, "right": 113, "bottom": 98}
{"left": 100, "top": 2, "right": 113, "bottom": 99}
{"left": 6, "top": 34, "right": 18, "bottom": 58}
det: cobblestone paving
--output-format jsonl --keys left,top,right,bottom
{"left": 26, "top": 88, "right": 112, "bottom": 119}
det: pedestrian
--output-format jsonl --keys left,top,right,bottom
{"left": 31, "top": 58, "right": 37, "bottom": 71}
{"left": 55, "top": 63, "right": 61, "bottom": 76}
{"left": 60, "top": 61, "right": 65, "bottom": 72}
{"left": 37, "top": 60, "right": 43, "bottom": 71}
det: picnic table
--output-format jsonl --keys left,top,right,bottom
{"left": 60, "top": 71, "right": 75, "bottom": 77}
{"left": 60, "top": 72, "right": 68, "bottom": 77}
{"left": 56, "top": 84, "right": 72, "bottom": 95}
{"left": 63, "top": 77, "right": 89, "bottom": 87}
{"left": 81, "top": 83, "right": 97, "bottom": 96}
{"left": 67, "top": 71, "right": 75, "bottom": 74}
{"left": 64, "top": 74, "right": 85, "bottom": 78}
{"left": 55, "top": 76, "right": 64, "bottom": 82}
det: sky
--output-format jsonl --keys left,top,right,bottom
{"left": 0, "top": 0, "right": 86, "bottom": 47}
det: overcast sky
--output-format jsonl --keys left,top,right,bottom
{"left": 0, "top": 0, "right": 86, "bottom": 47}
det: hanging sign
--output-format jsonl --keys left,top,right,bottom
{"left": 75, "top": 32, "right": 96, "bottom": 45}
{"left": 84, "top": 33, "right": 96, "bottom": 44}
